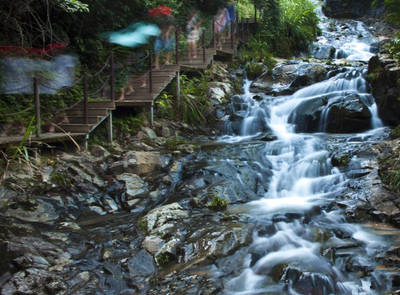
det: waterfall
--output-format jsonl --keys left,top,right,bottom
{"left": 220, "top": 3, "right": 390, "bottom": 294}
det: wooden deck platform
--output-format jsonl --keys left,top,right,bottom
{"left": 0, "top": 35, "right": 246, "bottom": 147}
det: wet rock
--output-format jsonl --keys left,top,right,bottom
{"left": 109, "top": 151, "right": 163, "bottom": 176}
{"left": 288, "top": 96, "right": 328, "bottom": 132}
{"left": 325, "top": 94, "right": 372, "bottom": 133}
{"left": 2, "top": 268, "right": 66, "bottom": 295}
{"left": 116, "top": 173, "right": 148, "bottom": 200}
{"left": 281, "top": 266, "right": 336, "bottom": 295}
{"left": 367, "top": 54, "right": 400, "bottom": 126}
{"left": 119, "top": 289, "right": 138, "bottom": 295}
{"left": 331, "top": 153, "right": 351, "bottom": 167}
{"left": 322, "top": 0, "right": 382, "bottom": 18}
{"left": 89, "top": 205, "right": 107, "bottom": 215}
{"left": 208, "top": 82, "right": 233, "bottom": 103}
{"left": 142, "top": 127, "right": 158, "bottom": 140}
{"left": 142, "top": 235, "right": 164, "bottom": 254}
{"left": 251, "top": 62, "right": 330, "bottom": 95}
{"left": 128, "top": 250, "right": 156, "bottom": 277}
{"left": 90, "top": 145, "right": 111, "bottom": 159}
{"left": 143, "top": 203, "right": 189, "bottom": 233}
{"left": 3, "top": 199, "right": 59, "bottom": 223}
{"left": 289, "top": 93, "right": 372, "bottom": 133}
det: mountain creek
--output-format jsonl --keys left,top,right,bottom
{"left": 1, "top": 3, "right": 400, "bottom": 295}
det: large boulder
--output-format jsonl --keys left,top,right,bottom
{"left": 367, "top": 54, "right": 400, "bottom": 126}
{"left": 109, "top": 151, "right": 163, "bottom": 176}
{"left": 322, "top": 0, "right": 384, "bottom": 18}
{"left": 289, "top": 93, "right": 372, "bottom": 133}
{"left": 251, "top": 62, "right": 330, "bottom": 95}
{"left": 325, "top": 94, "right": 372, "bottom": 133}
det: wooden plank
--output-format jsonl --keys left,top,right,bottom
{"left": 0, "top": 133, "right": 87, "bottom": 147}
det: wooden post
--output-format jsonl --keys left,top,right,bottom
{"left": 241, "top": 17, "right": 244, "bottom": 40}
{"left": 246, "top": 18, "right": 250, "bottom": 40}
{"left": 149, "top": 102, "right": 154, "bottom": 127}
{"left": 83, "top": 73, "right": 88, "bottom": 125}
{"left": 175, "top": 26, "right": 179, "bottom": 65}
{"left": 212, "top": 16, "right": 216, "bottom": 48}
{"left": 254, "top": 4, "right": 257, "bottom": 24}
{"left": 107, "top": 111, "right": 113, "bottom": 143}
{"left": 33, "top": 77, "right": 41, "bottom": 138}
{"left": 84, "top": 134, "right": 89, "bottom": 150}
{"left": 230, "top": 18, "right": 234, "bottom": 49}
{"left": 149, "top": 49, "right": 153, "bottom": 94}
{"left": 202, "top": 32, "right": 206, "bottom": 64}
{"left": 110, "top": 52, "right": 115, "bottom": 101}
{"left": 176, "top": 70, "right": 180, "bottom": 116}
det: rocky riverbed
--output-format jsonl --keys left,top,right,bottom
{"left": 1, "top": 9, "right": 400, "bottom": 294}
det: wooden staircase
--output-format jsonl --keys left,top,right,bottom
{"left": 61, "top": 100, "right": 116, "bottom": 133}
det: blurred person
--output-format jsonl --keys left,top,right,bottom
{"left": 186, "top": 10, "right": 201, "bottom": 61}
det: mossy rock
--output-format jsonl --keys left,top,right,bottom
{"left": 331, "top": 154, "right": 351, "bottom": 167}
{"left": 245, "top": 62, "right": 266, "bottom": 80}
{"left": 391, "top": 124, "right": 400, "bottom": 139}
{"left": 208, "top": 196, "right": 228, "bottom": 211}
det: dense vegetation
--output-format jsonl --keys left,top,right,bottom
{"left": 255, "top": 0, "right": 320, "bottom": 57}
{"left": 381, "top": 0, "right": 400, "bottom": 61}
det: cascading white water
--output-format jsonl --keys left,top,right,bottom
{"left": 220, "top": 3, "right": 390, "bottom": 295}
{"left": 223, "top": 80, "right": 388, "bottom": 294}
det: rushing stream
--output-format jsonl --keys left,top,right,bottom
{"left": 211, "top": 6, "right": 394, "bottom": 295}
{"left": 17, "top": 5, "right": 398, "bottom": 295}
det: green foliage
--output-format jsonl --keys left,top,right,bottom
{"left": 238, "top": 36, "right": 276, "bottom": 79}
{"left": 58, "top": 0, "right": 89, "bottom": 13}
{"left": 180, "top": 74, "right": 212, "bottom": 125}
{"left": 245, "top": 62, "right": 265, "bottom": 80}
{"left": 257, "top": 0, "right": 320, "bottom": 57}
{"left": 157, "top": 73, "right": 212, "bottom": 125}
{"left": 7, "top": 116, "right": 36, "bottom": 163}
{"left": 378, "top": 155, "right": 400, "bottom": 193}
{"left": 164, "top": 136, "right": 186, "bottom": 150}
{"left": 380, "top": 0, "right": 400, "bottom": 25}
{"left": 391, "top": 123, "right": 400, "bottom": 138}
{"left": 209, "top": 196, "right": 228, "bottom": 210}
{"left": 155, "top": 92, "right": 175, "bottom": 119}
{"left": 113, "top": 116, "right": 144, "bottom": 137}
{"left": 155, "top": 253, "right": 171, "bottom": 266}
{"left": 386, "top": 33, "right": 400, "bottom": 62}
{"left": 137, "top": 217, "right": 148, "bottom": 231}
{"left": 238, "top": 0, "right": 256, "bottom": 18}
{"left": 331, "top": 154, "right": 350, "bottom": 167}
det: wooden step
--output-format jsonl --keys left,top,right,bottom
{"left": 76, "top": 101, "right": 115, "bottom": 109}
{"left": 66, "top": 108, "right": 109, "bottom": 117}
{"left": 59, "top": 124, "right": 93, "bottom": 133}
{"left": 67, "top": 116, "right": 102, "bottom": 124}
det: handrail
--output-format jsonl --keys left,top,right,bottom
{"left": 7, "top": 12, "right": 247, "bottom": 138}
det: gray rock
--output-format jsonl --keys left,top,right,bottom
{"left": 142, "top": 235, "right": 165, "bottom": 254}
{"left": 4, "top": 199, "right": 58, "bottom": 223}
{"left": 128, "top": 250, "right": 156, "bottom": 277}
{"left": 90, "top": 145, "right": 111, "bottom": 158}
{"left": 142, "top": 127, "right": 158, "bottom": 140}
{"left": 116, "top": 173, "right": 148, "bottom": 199}
{"left": 143, "top": 203, "right": 189, "bottom": 232}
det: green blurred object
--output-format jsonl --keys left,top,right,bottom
{"left": 105, "top": 22, "right": 161, "bottom": 48}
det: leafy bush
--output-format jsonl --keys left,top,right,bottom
{"left": 386, "top": 34, "right": 400, "bottom": 62}
{"left": 391, "top": 123, "right": 400, "bottom": 138}
{"left": 258, "top": 0, "right": 320, "bottom": 57}
{"left": 209, "top": 196, "right": 228, "bottom": 210}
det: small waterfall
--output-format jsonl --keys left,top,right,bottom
{"left": 219, "top": 3, "right": 390, "bottom": 294}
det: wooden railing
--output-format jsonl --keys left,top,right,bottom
{"left": 15, "top": 11, "right": 256, "bottom": 139}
